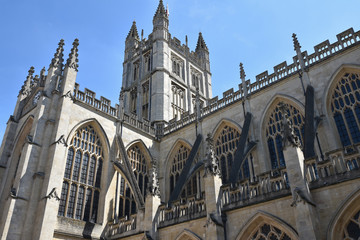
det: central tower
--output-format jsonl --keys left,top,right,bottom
{"left": 121, "top": 0, "right": 212, "bottom": 124}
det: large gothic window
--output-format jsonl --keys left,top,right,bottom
{"left": 116, "top": 144, "right": 149, "bottom": 218}
{"left": 214, "top": 124, "right": 250, "bottom": 183}
{"left": 265, "top": 102, "right": 304, "bottom": 169}
{"left": 330, "top": 72, "right": 360, "bottom": 147}
{"left": 58, "top": 125, "right": 103, "bottom": 222}
{"left": 169, "top": 144, "right": 200, "bottom": 199}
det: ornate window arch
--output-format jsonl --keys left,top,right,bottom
{"left": 236, "top": 211, "right": 298, "bottom": 240}
{"left": 329, "top": 71, "right": 360, "bottom": 147}
{"left": 169, "top": 142, "right": 201, "bottom": 199}
{"left": 213, "top": 123, "right": 250, "bottom": 183}
{"left": 58, "top": 125, "right": 104, "bottom": 222}
{"left": 328, "top": 189, "right": 360, "bottom": 239}
{"left": 265, "top": 102, "right": 304, "bottom": 169}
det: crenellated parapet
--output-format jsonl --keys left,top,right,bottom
{"left": 162, "top": 27, "right": 360, "bottom": 136}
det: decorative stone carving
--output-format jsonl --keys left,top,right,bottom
{"left": 204, "top": 133, "right": 221, "bottom": 177}
{"left": 20, "top": 66, "right": 34, "bottom": 96}
{"left": 147, "top": 159, "right": 160, "bottom": 197}
{"left": 50, "top": 39, "right": 65, "bottom": 69}
{"left": 51, "top": 135, "right": 68, "bottom": 147}
{"left": 42, "top": 187, "right": 60, "bottom": 201}
{"left": 279, "top": 102, "right": 301, "bottom": 149}
{"left": 290, "top": 187, "right": 316, "bottom": 207}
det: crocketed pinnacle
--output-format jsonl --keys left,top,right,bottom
{"left": 49, "top": 39, "right": 65, "bottom": 69}
{"left": 154, "top": 0, "right": 167, "bottom": 19}
{"left": 66, "top": 39, "right": 79, "bottom": 72}
{"left": 20, "top": 66, "right": 35, "bottom": 96}
{"left": 126, "top": 21, "right": 139, "bottom": 40}
{"left": 195, "top": 32, "right": 208, "bottom": 52}
{"left": 240, "top": 63, "right": 246, "bottom": 79}
{"left": 292, "top": 33, "right": 301, "bottom": 51}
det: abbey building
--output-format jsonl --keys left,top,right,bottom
{"left": 1, "top": 1, "right": 360, "bottom": 239}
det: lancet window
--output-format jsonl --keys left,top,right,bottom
{"left": 265, "top": 102, "right": 304, "bottom": 170}
{"left": 171, "top": 55, "right": 183, "bottom": 79}
{"left": 250, "top": 223, "right": 292, "bottom": 240}
{"left": 142, "top": 82, "right": 149, "bottom": 119}
{"left": 330, "top": 72, "right": 360, "bottom": 147}
{"left": 130, "top": 88, "right": 137, "bottom": 114}
{"left": 144, "top": 53, "right": 151, "bottom": 73}
{"left": 191, "top": 68, "right": 203, "bottom": 93}
{"left": 171, "top": 84, "right": 185, "bottom": 119}
{"left": 58, "top": 125, "right": 103, "bottom": 223}
{"left": 214, "top": 124, "right": 250, "bottom": 183}
{"left": 169, "top": 144, "right": 200, "bottom": 198}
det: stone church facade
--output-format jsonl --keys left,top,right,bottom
{"left": 1, "top": 1, "right": 360, "bottom": 239}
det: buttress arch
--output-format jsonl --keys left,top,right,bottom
{"left": 235, "top": 211, "right": 298, "bottom": 240}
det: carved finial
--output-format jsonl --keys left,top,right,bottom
{"left": 141, "top": 29, "right": 144, "bottom": 40}
{"left": 196, "top": 32, "right": 208, "bottom": 52}
{"left": 292, "top": 33, "right": 301, "bottom": 51}
{"left": 240, "top": 62, "right": 246, "bottom": 79}
{"left": 185, "top": 35, "right": 188, "bottom": 46}
{"left": 49, "top": 39, "right": 65, "bottom": 69}
{"left": 126, "top": 21, "right": 139, "bottom": 40}
{"left": 40, "top": 67, "right": 46, "bottom": 86}
{"left": 279, "top": 102, "right": 301, "bottom": 149}
{"left": 20, "top": 66, "right": 35, "bottom": 96}
{"left": 66, "top": 38, "right": 79, "bottom": 72}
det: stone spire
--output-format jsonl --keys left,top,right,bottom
{"left": 195, "top": 32, "right": 208, "bottom": 52}
{"left": 20, "top": 66, "right": 35, "bottom": 96}
{"left": 126, "top": 21, "right": 140, "bottom": 40}
{"left": 153, "top": 0, "right": 169, "bottom": 31}
{"left": 66, "top": 39, "right": 79, "bottom": 72}
{"left": 153, "top": 0, "right": 167, "bottom": 19}
{"left": 49, "top": 39, "right": 65, "bottom": 69}
{"left": 292, "top": 33, "right": 311, "bottom": 87}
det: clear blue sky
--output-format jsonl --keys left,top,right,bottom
{"left": 0, "top": 0, "right": 359, "bottom": 144}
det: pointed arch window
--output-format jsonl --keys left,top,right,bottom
{"left": 214, "top": 124, "right": 250, "bottom": 183}
{"left": 169, "top": 144, "right": 200, "bottom": 199}
{"left": 331, "top": 72, "right": 360, "bottom": 147}
{"left": 265, "top": 102, "right": 304, "bottom": 170}
{"left": 58, "top": 125, "right": 104, "bottom": 223}
{"left": 116, "top": 173, "right": 138, "bottom": 218}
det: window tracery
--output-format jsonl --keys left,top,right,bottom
{"left": 58, "top": 125, "right": 103, "bottom": 222}
{"left": 342, "top": 210, "right": 360, "bottom": 239}
{"left": 265, "top": 102, "right": 304, "bottom": 169}
{"left": 169, "top": 144, "right": 200, "bottom": 198}
{"left": 142, "top": 82, "right": 149, "bottom": 119}
{"left": 214, "top": 124, "right": 250, "bottom": 183}
{"left": 330, "top": 72, "right": 360, "bottom": 147}
{"left": 171, "top": 55, "right": 183, "bottom": 79}
{"left": 117, "top": 144, "right": 149, "bottom": 218}
{"left": 250, "top": 223, "right": 292, "bottom": 240}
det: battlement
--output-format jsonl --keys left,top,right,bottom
{"left": 168, "top": 34, "right": 203, "bottom": 67}
{"left": 163, "top": 27, "right": 360, "bottom": 135}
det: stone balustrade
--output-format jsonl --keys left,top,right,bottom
{"left": 221, "top": 169, "right": 290, "bottom": 209}
{"left": 107, "top": 215, "right": 137, "bottom": 236}
{"left": 305, "top": 145, "right": 360, "bottom": 184}
{"left": 156, "top": 195, "right": 206, "bottom": 227}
